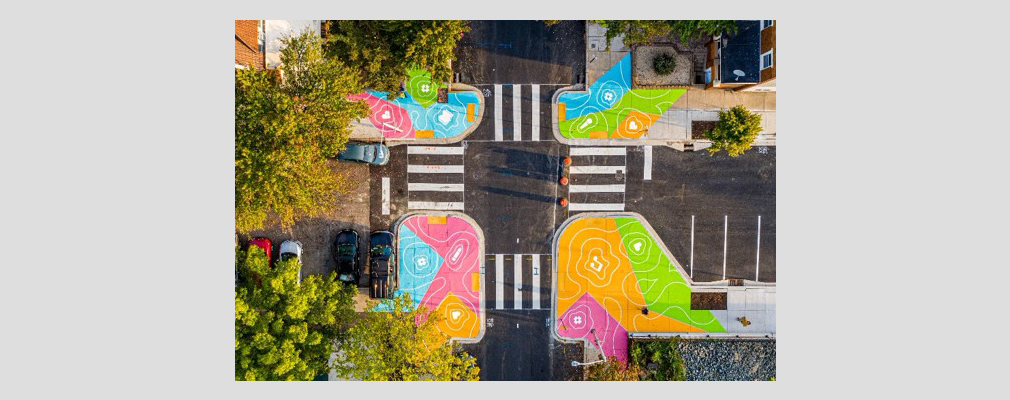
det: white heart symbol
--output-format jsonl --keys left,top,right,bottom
{"left": 451, "top": 310, "right": 461, "bottom": 321}
{"left": 438, "top": 109, "right": 453, "bottom": 125}
{"left": 628, "top": 120, "right": 639, "bottom": 131}
{"left": 381, "top": 110, "right": 391, "bottom": 120}
{"left": 633, "top": 241, "right": 642, "bottom": 252}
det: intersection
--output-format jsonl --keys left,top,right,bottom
{"left": 358, "top": 21, "right": 776, "bottom": 380}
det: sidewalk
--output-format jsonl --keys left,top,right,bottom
{"left": 654, "top": 89, "right": 776, "bottom": 146}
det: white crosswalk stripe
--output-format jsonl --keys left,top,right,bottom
{"left": 567, "top": 147, "right": 627, "bottom": 212}
{"left": 407, "top": 145, "right": 465, "bottom": 211}
{"left": 486, "top": 254, "right": 551, "bottom": 310}
{"left": 487, "top": 84, "right": 560, "bottom": 142}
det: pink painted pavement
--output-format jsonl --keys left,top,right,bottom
{"left": 347, "top": 93, "right": 414, "bottom": 139}
{"left": 556, "top": 292, "right": 629, "bottom": 362}
{"left": 403, "top": 216, "right": 481, "bottom": 316}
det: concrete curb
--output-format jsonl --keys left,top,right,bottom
{"left": 549, "top": 212, "right": 775, "bottom": 353}
{"left": 392, "top": 211, "right": 487, "bottom": 344}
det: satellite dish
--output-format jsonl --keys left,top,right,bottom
{"left": 733, "top": 69, "right": 746, "bottom": 81}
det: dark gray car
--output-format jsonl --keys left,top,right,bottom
{"left": 336, "top": 143, "right": 389, "bottom": 166}
{"left": 368, "top": 231, "right": 395, "bottom": 298}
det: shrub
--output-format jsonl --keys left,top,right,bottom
{"left": 705, "top": 105, "right": 763, "bottom": 157}
{"left": 653, "top": 52, "right": 677, "bottom": 76}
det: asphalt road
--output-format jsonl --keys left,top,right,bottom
{"left": 454, "top": 20, "right": 585, "bottom": 84}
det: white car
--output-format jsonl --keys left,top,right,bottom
{"left": 279, "top": 240, "right": 303, "bottom": 283}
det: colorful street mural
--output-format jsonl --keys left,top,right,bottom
{"left": 394, "top": 215, "right": 482, "bottom": 340}
{"left": 555, "top": 216, "right": 725, "bottom": 362}
{"left": 349, "top": 69, "right": 481, "bottom": 140}
{"left": 556, "top": 55, "right": 684, "bottom": 139}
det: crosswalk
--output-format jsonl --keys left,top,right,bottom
{"left": 406, "top": 146, "right": 465, "bottom": 210}
{"left": 567, "top": 147, "right": 627, "bottom": 212}
{"left": 484, "top": 254, "right": 551, "bottom": 310}
{"left": 480, "top": 84, "right": 563, "bottom": 142}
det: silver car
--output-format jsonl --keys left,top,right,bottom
{"left": 279, "top": 240, "right": 303, "bottom": 284}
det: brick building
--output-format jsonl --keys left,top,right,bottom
{"left": 235, "top": 20, "right": 265, "bottom": 70}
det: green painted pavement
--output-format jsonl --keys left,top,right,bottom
{"left": 615, "top": 217, "right": 725, "bottom": 333}
{"left": 405, "top": 69, "right": 444, "bottom": 109}
{"left": 558, "top": 89, "right": 685, "bottom": 139}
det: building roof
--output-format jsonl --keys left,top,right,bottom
{"left": 719, "top": 20, "right": 760, "bottom": 84}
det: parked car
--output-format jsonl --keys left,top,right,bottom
{"left": 249, "top": 238, "right": 272, "bottom": 264}
{"left": 336, "top": 143, "right": 389, "bottom": 166}
{"left": 279, "top": 240, "right": 303, "bottom": 284}
{"left": 333, "top": 230, "right": 360, "bottom": 286}
{"left": 368, "top": 231, "right": 396, "bottom": 298}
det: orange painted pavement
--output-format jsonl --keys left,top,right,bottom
{"left": 556, "top": 218, "right": 705, "bottom": 333}
{"left": 612, "top": 111, "right": 661, "bottom": 139}
{"left": 434, "top": 292, "right": 480, "bottom": 339}
{"left": 466, "top": 103, "right": 475, "bottom": 122}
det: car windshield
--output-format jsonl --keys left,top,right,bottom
{"left": 337, "top": 244, "right": 355, "bottom": 256}
{"left": 280, "top": 253, "right": 297, "bottom": 262}
{"left": 371, "top": 245, "right": 391, "bottom": 257}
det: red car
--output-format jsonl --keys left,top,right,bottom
{"left": 249, "top": 237, "right": 272, "bottom": 264}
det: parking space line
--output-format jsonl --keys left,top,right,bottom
{"left": 496, "top": 255, "right": 504, "bottom": 309}
{"left": 407, "top": 165, "right": 464, "bottom": 173}
{"left": 407, "top": 183, "right": 465, "bottom": 192}
{"left": 531, "top": 85, "right": 540, "bottom": 141}
{"left": 690, "top": 215, "right": 695, "bottom": 278}
{"left": 723, "top": 215, "right": 728, "bottom": 280}
{"left": 514, "top": 254, "right": 522, "bottom": 309}
{"left": 643, "top": 145, "right": 653, "bottom": 181}
{"left": 570, "top": 147, "right": 626, "bottom": 156}
{"left": 568, "top": 184, "right": 625, "bottom": 193}
{"left": 531, "top": 255, "right": 540, "bottom": 310}
{"left": 755, "top": 215, "right": 762, "bottom": 282}
{"left": 381, "top": 177, "right": 390, "bottom": 215}
{"left": 512, "top": 86, "right": 521, "bottom": 141}
{"left": 407, "top": 201, "right": 464, "bottom": 210}
{"left": 568, "top": 203, "right": 625, "bottom": 211}
{"left": 407, "top": 146, "right": 464, "bottom": 155}
{"left": 569, "top": 165, "right": 624, "bottom": 174}
{"left": 494, "top": 84, "right": 503, "bottom": 141}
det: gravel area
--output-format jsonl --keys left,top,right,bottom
{"left": 634, "top": 45, "right": 693, "bottom": 87}
{"left": 677, "top": 339, "right": 776, "bottom": 381}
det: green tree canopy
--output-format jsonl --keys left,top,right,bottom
{"left": 323, "top": 20, "right": 470, "bottom": 95}
{"left": 705, "top": 105, "right": 763, "bottom": 157}
{"left": 235, "top": 29, "right": 369, "bottom": 232}
{"left": 332, "top": 295, "right": 480, "bottom": 381}
{"left": 592, "top": 20, "right": 738, "bottom": 50}
{"left": 235, "top": 246, "right": 357, "bottom": 380}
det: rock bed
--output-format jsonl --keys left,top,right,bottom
{"left": 677, "top": 339, "right": 776, "bottom": 381}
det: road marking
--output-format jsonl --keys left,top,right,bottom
{"left": 494, "top": 84, "right": 503, "bottom": 141}
{"left": 407, "top": 146, "right": 464, "bottom": 155}
{"left": 381, "top": 177, "right": 390, "bottom": 215}
{"left": 568, "top": 184, "right": 626, "bottom": 193}
{"left": 644, "top": 145, "right": 653, "bottom": 181}
{"left": 755, "top": 215, "right": 761, "bottom": 282}
{"left": 407, "top": 183, "right": 464, "bottom": 192}
{"left": 407, "top": 201, "right": 464, "bottom": 210}
{"left": 531, "top": 85, "right": 540, "bottom": 141}
{"left": 569, "top": 165, "right": 624, "bottom": 174}
{"left": 570, "top": 147, "right": 626, "bottom": 156}
{"left": 496, "top": 254, "right": 504, "bottom": 309}
{"left": 514, "top": 254, "right": 522, "bottom": 309}
{"left": 382, "top": 123, "right": 403, "bottom": 133}
{"left": 407, "top": 165, "right": 464, "bottom": 173}
{"left": 568, "top": 203, "right": 625, "bottom": 211}
{"left": 512, "top": 86, "right": 522, "bottom": 141}
{"left": 690, "top": 215, "right": 695, "bottom": 278}
{"left": 531, "top": 255, "right": 540, "bottom": 310}
{"left": 723, "top": 215, "right": 728, "bottom": 280}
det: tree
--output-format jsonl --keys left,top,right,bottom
{"left": 323, "top": 20, "right": 470, "bottom": 95}
{"left": 592, "top": 20, "right": 673, "bottom": 50}
{"left": 333, "top": 294, "right": 480, "bottom": 381}
{"left": 235, "top": 246, "right": 357, "bottom": 380}
{"left": 705, "top": 105, "right": 763, "bottom": 157}
{"left": 235, "top": 29, "right": 369, "bottom": 233}
{"left": 586, "top": 359, "right": 643, "bottom": 381}
{"left": 629, "top": 340, "right": 687, "bottom": 381}
{"left": 670, "top": 20, "right": 737, "bottom": 43}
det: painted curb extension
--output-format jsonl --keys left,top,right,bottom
{"left": 352, "top": 83, "right": 486, "bottom": 147}
{"left": 549, "top": 212, "right": 776, "bottom": 358}
{"left": 393, "top": 211, "right": 487, "bottom": 344}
